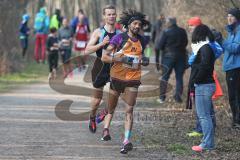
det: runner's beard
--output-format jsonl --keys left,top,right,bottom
{"left": 131, "top": 28, "right": 140, "bottom": 35}
{"left": 123, "top": 41, "right": 133, "bottom": 50}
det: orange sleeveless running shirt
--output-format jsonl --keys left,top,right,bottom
{"left": 110, "top": 34, "right": 143, "bottom": 82}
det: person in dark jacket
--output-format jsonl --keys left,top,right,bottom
{"left": 156, "top": 17, "right": 188, "bottom": 103}
{"left": 152, "top": 14, "right": 165, "bottom": 72}
{"left": 47, "top": 27, "right": 59, "bottom": 80}
{"left": 19, "top": 14, "right": 30, "bottom": 57}
{"left": 189, "top": 24, "right": 216, "bottom": 152}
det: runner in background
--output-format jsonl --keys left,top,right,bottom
{"left": 58, "top": 18, "right": 74, "bottom": 78}
{"left": 84, "top": 5, "right": 121, "bottom": 133}
{"left": 47, "top": 27, "right": 59, "bottom": 80}
{"left": 74, "top": 14, "right": 89, "bottom": 71}
{"left": 71, "top": 9, "right": 91, "bottom": 34}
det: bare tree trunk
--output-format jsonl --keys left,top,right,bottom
{"left": 122, "top": 0, "right": 126, "bottom": 9}
{"left": 37, "top": 0, "right": 45, "bottom": 11}
{"left": 111, "top": 0, "right": 117, "bottom": 5}
{"left": 140, "top": 0, "right": 144, "bottom": 12}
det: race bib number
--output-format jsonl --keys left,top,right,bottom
{"left": 76, "top": 41, "right": 86, "bottom": 48}
{"left": 61, "top": 39, "right": 70, "bottom": 47}
{"left": 122, "top": 55, "right": 139, "bottom": 69}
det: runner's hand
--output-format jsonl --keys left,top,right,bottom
{"left": 102, "top": 35, "right": 110, "bottom": 46}
{"left": 141, "top": 56, "right": 149, "bottom": 66}
{"left": 121, "top": 56, "right": 133, "bottom": 65}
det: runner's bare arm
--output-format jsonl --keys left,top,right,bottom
{"left": 101, "top": 45, "right": 115, "bottom": 63}
{"left": 84, "top": 29, "right": 101, "bottom": 54}
{"left": 85, "top": 29, "right": 109, "bottom": 55}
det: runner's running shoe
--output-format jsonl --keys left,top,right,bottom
{"left": 89, "top": 116, "right": 96, "bottom": 133}
{"left": 101, "top": 128, "right": 111, "bottom": 141}
{"left": 120, "top": 142, "right": 133, "bottom": 154}
{"left": 96, "top": 109, "right": 108, "bottom": 124}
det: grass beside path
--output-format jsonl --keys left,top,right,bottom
{"left": 0, "top": 62, "right": 48, "bottom": 93}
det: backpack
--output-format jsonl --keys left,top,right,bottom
{"left": 211, "top": 29, "right": 223, "bottom": 46}
{"left": 50, "top": 15, "right": 59, "bottom": 30}
{"left": 34, "top": 13, "right": 45, "bottom": 32}
{"left": 208, "top": 42, "right": 223, "bottom": 59}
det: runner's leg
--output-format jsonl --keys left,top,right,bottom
{"left": 101, "top": 88, "right": 120, "bottom": 140}
{"left": 89, "top": 88, "right": 103, "bottom": 133}
{"left": 120, "top": 87, "right": 138, "bottom": 153}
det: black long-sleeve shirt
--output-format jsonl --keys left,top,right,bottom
{"left": 189, "top": 44, "right": 215, "bottom": 85}
{"left": 47, "top": 35, "right": 59, "bottom": 54}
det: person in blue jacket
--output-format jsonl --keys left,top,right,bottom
{"left": 223, "top": 8, "right": 240, "bottom": 129}
{"left": 19, "top": 14, "right": 30, "bottom": 57}
{"left": 34, "top": 7, "right": 50, "bottom": 63}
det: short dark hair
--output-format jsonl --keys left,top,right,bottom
{"left": 228, "top": 8, "right": 240, "bottom": 21}
{"left": 192, "top": 24, "right": 214, "bottom": 43}
{"left": 50, "top": 27, "right": 57, "bottom": 33}
{"left": 55, "top": 8, "right": 61, "bottom": 15}
{"left": 166, "top": 17, "right": 177, "bottom": 25}
{"left": 102, "top": 5, "right": 116, "bottom": 15}
{"left": 78, "top": 9, "right": 84, "bottom": 14}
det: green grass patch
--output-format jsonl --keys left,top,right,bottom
{"left": 167, "top": 143, "right": 190, "bottom": 155}
{"left": 0, "top": 62, "right": 48, "bottom": 92}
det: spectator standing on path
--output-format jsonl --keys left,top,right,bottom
{"left": 46, "top": 27, "right": 59, "bottom": 80}
{"left": 19, "top": 14, "right": 30, "bottom": 58}
{"left": 189, "top": 24, "right": 216, "bottom": 152}
{"left": 152, "top": 14, "right": 165, "bottom": 72}
{"left": 58, "top": 18, "right": 74, "bottom": 78}
{"left": 156, "top": 17, "right": 188, "bottom": 103}
{"left": 34, "top": 7, "right": 50, "bottom": 63}
{"left": 223, "top": 8, "right": 240, "bottom": 129}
